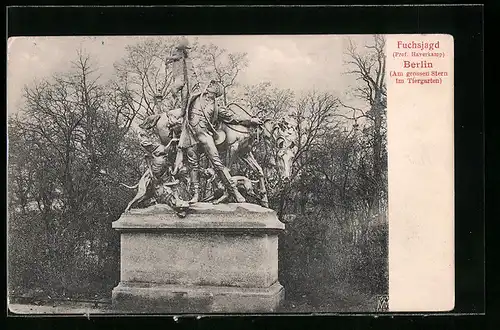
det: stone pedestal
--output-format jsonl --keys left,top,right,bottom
{"left": 111, "top": 203, "right": 285, "bottom": 313}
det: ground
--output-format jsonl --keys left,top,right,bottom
{"left": 9, "top": 302, "right": 113, "bottom": 315}
{"left": 8, "top": 294, "right": 379, "bottom": 315}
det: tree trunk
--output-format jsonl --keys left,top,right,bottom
{"left": 370, "top": 91, "right": 384, "bottom": 221}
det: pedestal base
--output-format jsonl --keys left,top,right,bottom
{"left": 111, "top": 203, "right": 285, "bottom": 313}
{"left": 112, "top": 281, "right": 284, "bottom": 313}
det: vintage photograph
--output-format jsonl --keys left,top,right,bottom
{"left": 7, "top": 35, "right": 389, "bottom": 314}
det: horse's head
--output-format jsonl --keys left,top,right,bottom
{"left": 262, "top": 118, "right": 298, "bottom": 181}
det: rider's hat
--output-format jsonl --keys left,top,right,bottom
{"left": 175, "top": 37, "right": 191, "bottom": 50}
{"left": 205, "top": 80, "right": 223, "bottom": 98}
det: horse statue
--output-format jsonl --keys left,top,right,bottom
{"left": 211, "top": 103, "right": 297, "bottom": 207}
{"left": 138, "top": 104, "right": 298, "bottom": 208}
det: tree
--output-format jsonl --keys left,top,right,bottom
{"left": 8, "top": 51, "right": 143, "bottom": 296}
{"left": 342, "top": 35, "right": 387, "bottom": 220}
{"left": 8, "top": 116, "right": 39, "bottom": 215}
{"left": 112, "top": 38, "right": 249, "bottom": 122}
{"left": 277, "top": 90, "right": 340, "bottom": 218}
{"left": 240, "top": 82, "right": 295, "bottom": 119}
{"left": 111, "top": 38, "right": 177, "bottom": 123}
{"left": 195, "top": 43, "right": 248, "bottom": 106}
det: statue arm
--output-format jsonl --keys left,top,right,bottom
{"left": 218, "top": 108, "right": 246, "bottom": 125}
{"left": 165, "top": 53, "right": 183, "bottom": 64}
{"left": 218, "top": 107, "right": 261, "bottom": 126}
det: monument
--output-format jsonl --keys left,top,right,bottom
{"left": 112, "top": 203, "right": 285, "bottom": 313}
{"left": 112, "top": 38, "right": 297, "bottom": 313}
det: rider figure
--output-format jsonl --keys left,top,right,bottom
{"left": 165, "top": 37, "right": 198, "bottom": 113}
{"left": 177, "top": 80, "right": 262, "bottom": 203}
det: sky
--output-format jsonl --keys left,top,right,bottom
{"left": 7, "top": 34, "right": 375, "bottom": 116}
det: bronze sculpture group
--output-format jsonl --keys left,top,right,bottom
{"left": 123, "top": 38, "right": 298, "bottom": 217}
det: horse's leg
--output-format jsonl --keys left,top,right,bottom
{"left": 172, "top": 148, "right": 184, "bottom": 176}
{"left": 241, "top": 152, "right": 269, "bottom": 208}
{"left": 226, "top": 142, "right": 240, "bottom": 174}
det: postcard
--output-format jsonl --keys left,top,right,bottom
{"left": 7, "top": 34, "right": 454, "bottom": 314}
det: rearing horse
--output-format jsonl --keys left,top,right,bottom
{"left": 213, "top": 103, "right": 297, "bottom": 207}
{"left": 139, "top": 104, "right": 297, "bottom": 208}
